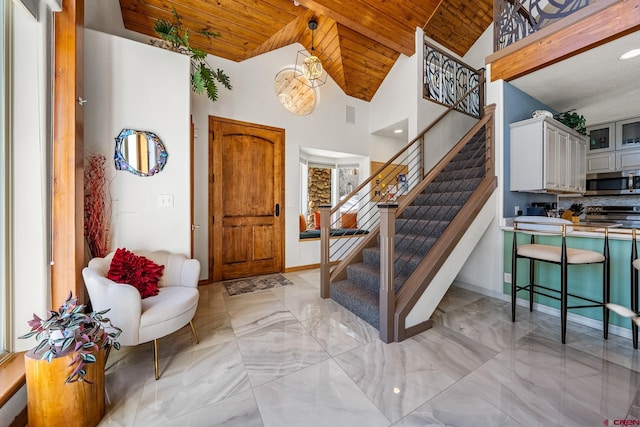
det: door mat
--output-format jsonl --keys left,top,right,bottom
{"left": 223, "top": 273, "right": 294, "bottom": 296}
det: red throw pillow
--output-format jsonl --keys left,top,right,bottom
{"left": 107, "top": 248, "right": 164, "bottom": 298}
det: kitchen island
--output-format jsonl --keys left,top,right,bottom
{"left": 503, "top": 218, "right": 635, "bottom": 336}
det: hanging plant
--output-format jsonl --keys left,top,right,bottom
{"left": 152, "top": 8, "right": 232, "bottom": 102}
{"left": 554, "top": 109, "right": 586, "bottom": 135}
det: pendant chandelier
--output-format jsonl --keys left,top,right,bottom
{"left": 295, "top": 19, "right": 327, "bottom": 89}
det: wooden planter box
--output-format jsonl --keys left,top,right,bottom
{"left": 24, "top": 348, "right": 105, "bottom": 427}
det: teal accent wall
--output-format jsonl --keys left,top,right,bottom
{"left": 504, "top": 231, "right": 633, "bottom": 330}
{"left": 503, "top": 83, "right": 557, "bottom": 217}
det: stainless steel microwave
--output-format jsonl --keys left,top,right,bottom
{"left": 585, "top": 170, "right": 640, "bottom": 195}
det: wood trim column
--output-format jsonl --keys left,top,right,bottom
{"left": 52, "top": 0, "right": 84, "bottom": 306}
{"left": 378, "top": 203, "right": 397, "bottom": 343}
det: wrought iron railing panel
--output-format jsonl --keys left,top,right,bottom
{"left": 423, "top": 42, "right": 481, "bottom": 119}
{"left": 495, "top": 0, "right": 596, "bottom": 51}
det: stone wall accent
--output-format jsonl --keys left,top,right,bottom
{"left": 308, "top": 167, "right": 331, "bottom": 227}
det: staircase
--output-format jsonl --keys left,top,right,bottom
{"left": 319, "top": 104, "right": 497, "bottom": 342}
{"left": 330, "top": 129, "right": 488, "bottom": 329}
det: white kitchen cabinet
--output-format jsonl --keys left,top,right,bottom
{"left": 569, "top": 133, "right": 587, "bottom": 192}
{"left": 586, "top": 151, "right": 616, "bottom": 173}
{"left": 585, "top": 117, "right": 640, "bottom": 172}
{"left": 587, "top": 147, "right": 640, "bottom": 173}
{"left": 616, "top": 148, "right": 640, "bottom": 171}
{"left": 616, "top": 117, "right": 640, "bottom": 151}
{"left": 586, "top": 123, "right": 615, "bottom": 153}
{"left": 510, "top": 116, "right": 587, "bottom": 193}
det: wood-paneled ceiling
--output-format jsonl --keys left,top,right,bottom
{"left": 119, "top": 0, "right": 493, "bottom": 101}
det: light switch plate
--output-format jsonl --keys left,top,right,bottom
{"left": 158, "top": 194, "right": 174, "bottom": 207}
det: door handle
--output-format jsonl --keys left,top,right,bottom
{"left": 275, "top": 204, "right": 280, "bottom": 217}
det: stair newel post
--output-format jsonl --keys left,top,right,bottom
{"left": 320, "top": 205, "right": 332, "bottom": 299}
{"left": 379, "top": 203, "right": 398, "bottom": 343}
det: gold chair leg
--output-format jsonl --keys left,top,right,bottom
{"left": 153, "top": 339, "right": 160, "bottom": 380}
{"left": 189, "top": 320, "right": 199, "bottom": 344}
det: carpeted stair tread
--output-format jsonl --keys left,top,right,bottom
{"left": 362, "top": 247, "right": 427, "bottom": 282}
{"left": 434, "top": 167, "right": 485, "bottom": 183}
{"left": 395, "top": 218, "right": 449, "bottom": 236}
{"left": 401, "top": 205, "right": 461, "bottom": 221}
{"left": 443, "top": 156, "right": 484, "bottom": 171}
{"left": 331, "top": 280, "right": 379, "bottom": 329}
{"left": 452, "top": 147, "right": 484, "bottom": 161}
{"left": 346, "top": 262, "right": 383, "bottom": 294}
{"left": 414, "top": 191, "right": 473, "bottom": 206}
{"left": 425, "top": 178, "right": 483, "bottom": 193}
{"left": 394, "top": 234, "right": 438, "bottom": 254}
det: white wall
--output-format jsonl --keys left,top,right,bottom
{"left": 457, "top": 24, "right": 507, "bottom": 294}
{"left": 84, "top": 29, "right": 191, "bottom": 256}
{"left": 368, "top": 53, "right": 416, "bottom": 136}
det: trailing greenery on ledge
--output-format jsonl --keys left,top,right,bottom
{"left": 152, "top": 9, "right": 232, "bottom": 102}
{"left": 554, "top": 109, "right": 586, "bottom": 135}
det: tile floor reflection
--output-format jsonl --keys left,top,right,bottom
{"left": 99, "top": 270, "right": 640, "bottom": 426}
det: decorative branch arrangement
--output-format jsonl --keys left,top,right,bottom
{"left": 152, "top": 8, "right": 232, "bottom": 102}
{"left": 84, "top": 154, "right": 111, "bottom": 258}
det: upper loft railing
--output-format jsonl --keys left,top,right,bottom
{"left": 423, "top": 41, "right": 484, "bottom": 119}
{"left": 494, "top": 0, "right": 597, "bottom": 51}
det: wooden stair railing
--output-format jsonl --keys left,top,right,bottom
{"left": 391, "top": 105, "right": 496, "bottom": 341}
{"left": 320, "top": 102, "right": 496, "bottom": 342}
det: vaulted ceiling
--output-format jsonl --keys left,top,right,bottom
{"left": 118, "top": 0, "right": 493, "bottom": 102}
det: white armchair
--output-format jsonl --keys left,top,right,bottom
{"left": 82, "top": 250, "right": 200, "bottom": 380}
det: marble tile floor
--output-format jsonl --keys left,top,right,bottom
{"left": 99, "top": 270, "right": 640, "bottom": 427}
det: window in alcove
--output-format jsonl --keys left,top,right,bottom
{"left": 299, "top": 147, "right": 366, "bottom": 230}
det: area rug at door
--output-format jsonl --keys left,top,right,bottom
{"left": 223, "top": 273, "right": 294, "bottom": 296}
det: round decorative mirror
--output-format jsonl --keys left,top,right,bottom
{"left": 114, "top": 129, "right": 168, "bottom": 177}
{"left": 274, "top": 69, "right": 316, "bottom": 116}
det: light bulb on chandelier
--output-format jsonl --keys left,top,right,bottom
{"left": 303, "top": 55, "right": 323, "bottom": 80}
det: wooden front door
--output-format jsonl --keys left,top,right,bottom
{"left": 209, "top": 117, "right": 285, "bottom": 281}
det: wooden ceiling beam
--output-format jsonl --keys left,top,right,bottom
{"left": 488, "top": 0, "right": 640, "bottom": 82}
{"left": 293, "top": 0, "right": 414, "bottom": 56}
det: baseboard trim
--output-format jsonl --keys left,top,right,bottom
{"left": 284, "top": 264, "right": 320, "bottom": 273}
{"left": 403, "top": 319, "right": 434, "bottom": 341}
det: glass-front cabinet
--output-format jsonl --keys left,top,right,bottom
{"left": 586, "top": 123, "right": 615, "bottom": 153}
{"left": 616, "top": 117, "right": 640, "bottom": 150}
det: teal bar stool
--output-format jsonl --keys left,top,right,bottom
{"left": 511, "top": 218, "right": 610, "bottom": 344}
